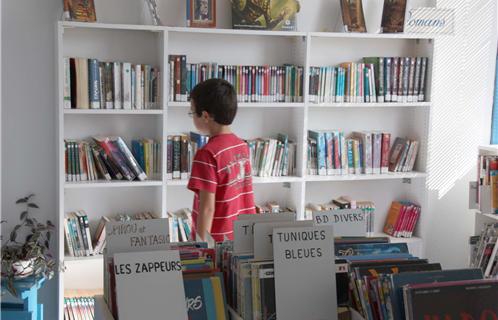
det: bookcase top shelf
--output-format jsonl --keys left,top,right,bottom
{"left": 308, "top": 102, "right": 431, "bottom": 109}
{"left": 305, "top": 172, "right": 427, "bottom": 182}
{"left": 64, "top": 180, "right": 163, "bottom": 189}
{"left": 64, "top": 109, "right": 164, "bottom": 115}
{"left": 59, "top": 21, "right": 437, "bottom": 41}
{"left": 168, "top": 102, "right": 305, "bottom": 108}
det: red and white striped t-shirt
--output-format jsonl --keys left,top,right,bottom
{"left": 187, "top": 133, "right": 256, "bottom": 241}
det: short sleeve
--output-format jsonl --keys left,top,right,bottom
{"left": 187, "top": 149, "right": 218, "bottom": 193}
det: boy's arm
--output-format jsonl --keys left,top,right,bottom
{"left": 196, "top": 190, "right": 216, "bottom": 241}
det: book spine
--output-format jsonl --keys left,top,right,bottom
{"left": 87, "top": 63, "right": 100, "bottom": 108}
{"left": 340, "top": 132, "right": 348, "bottom": 175}
{"left": 113, "top": 62, "right": 122, "bottom": 109}
{"left": 134, "top": 64, "right": 143, "bottom": 109}
{"left": 364, "top": 133, "right": 373, "bottom": 174}
{"left": 373, "top": 132, "right": 382, "bottom": 174}
{"left": 414, "top": 57, "right": 422, "bottom": 103}
{"left": 173, "top": 136, "right": 181, "bottom": 179}
{"left": 381, "top": 133, "right": 391, "bottom": 174}
{"left": 397, "top": 57, "right": 404, "bottom": 102}
{"left": 378, "top": 58, "right": 384, "bottom": 102}
{"left": 419, "top": 57, "right": 428, "bottom": 102}
{"left": 105, "top": 62, "right": 114, "bottom": 109}
{"left": 76, "top": 58, "right": 90, "bottom": 109}
{"left": 97, "top": 138, "right": 135, "bottom": 180}
{"left": 64, "top": 57, "right": 72, "bottom": 109}
{"left": 63, "top": 217, "right": 75, "bottom": 256}
{"left": 333, "top": 132, "right": 341, "bottom": 175}
{"left": 181, "top": 55, "right": 187, "bottom": 102}
{"left": 122, "top": 63, "right": 132, "bottom": 109}
{"left": 408, "top": 57, "right": 416, "bottom": 102}
{"left": 82, "top": 212, "right": 94, "bottom": 254}
{"left": 75, "top": 213, "right": 89, "bottom": 255}
{"left": 114, "top": 137, "right": 147, "bottom": 181}
{"left": 403, "top": 57, "right": 410, "bottom": 103}
{"left": 385, "top": 58, "right": 391, "bottom": 102}
{"left": 180, "top": 135, "right": 189, "bottom": 180}
{"left": 392, "top": 57, "right": 399, "bottom": 102}
{"left": 325, "top": 132, "right": 334, "bottom": 175}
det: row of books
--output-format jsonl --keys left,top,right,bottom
{"left": 247, "top": 134, "right": 296, "bottom": 177}
{"left": 343, "top": 246, "right": 488, "bottom": 320}
{"left": 476, "top": 151, "right": 498, "bottom": 213}
{"left": 307, "top": 130, "right": 419, "bottom": 176}
{"left": 471, "top": 223, "right": 498, "bottom": 278}
{"left": 64, "top": 136, "right": 160, "bottom": 182}
{"left": 255, "top": 202, "right": 295, "bottom": 214}
{"left": 167, "top": 209, "right": 194, "bottom": 243}
{"left": 64, "top": 211, "right": 157, "bottom": 257}
{"left": 63, "top": 57, "right": 160, "bottom": 110}
{"left": 167, "top": 132, "right": 208, "bottom": 180}
{"left": 168, "top": 55, "right": 304, "bottom": 103}
{"left": 305, "top": 196, "right": 375, "bottom": 234}
{"left": 64, "top": 297, "right": 94, "bottom": 320}
{"left": 309, "top": 57, "right": 429, "bottom": 104}
{"left": 383, "top": 201, "right": 421, "bottom": 238}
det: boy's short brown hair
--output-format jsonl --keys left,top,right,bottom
{"left": 190, "top": 78, "right": 238, "bottom": 125}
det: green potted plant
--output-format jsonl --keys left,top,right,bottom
{"left": 1, "top": 194, "right": 56, "bottom": 297}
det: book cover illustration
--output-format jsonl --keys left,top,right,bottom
{"left": 231, "top": 0, "right": 300, "bottom": 31}
{"left": 67, "top": 0, "right": 97, "bottom": 22}
{"left": 405, "top": 280, "right": 498, "bottom": 320}
{"left": 340, "top": 0, "right": 366, "bottom": 32}
{"left": 335, "top": 242, "right": 409, "bottom": 257}
{"left": 381, "top": 0, "right": 407, "bottom": 33}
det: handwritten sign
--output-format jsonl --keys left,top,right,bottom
{"left": 233, "top": 213, "right": 295, "bottom": 254}
{"left": 253, "top": 221, "right": 313, "bottom": 260}
{"left": 313, "top": 209, "right": 366, "bottom": 237}
{"left": 114, "top": 250, "right": 187, "bottom": 320}
{"left": 405, "top": 7, "right": 454, "bottom": 34}
{"left": 273, "top": 226, "right": 337, "bottom": 320}
{"left": 106, "top": 218, "right": 170, "bottom": 256}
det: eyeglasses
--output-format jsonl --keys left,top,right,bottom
{"left": 188, "top": 111, "right": 195, "bottom": 118}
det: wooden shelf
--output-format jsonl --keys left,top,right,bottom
{"left": 64, "top": 180, "right": 163, "bottom": 189}
{"left": 305, "top": 172, "right": 427, "bottom": 182}
{"left": 64, "top": 109, "right": 163, "bottom": 115}
{"left": 308, "top": 102, "right": 431, "bottom": 109}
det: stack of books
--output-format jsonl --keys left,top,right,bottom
{"left": 64, "top": 297, "right": 95, "bottom": 320}
{"left": 166, "top": 209, "right": 194, "bottom": 243}
{"left": 307, "top": 130, "right": 419, "bottom": 176}
{"left": 64, "top": 211, "right": 158, "bottom": 257}
{"left": 168, "top": 54, "right": 304, "bottom": 103}
{"left": 63, "top": 57, "right": 160, "bottom": 110}
{"left": 383, "top": 201, "right": 421, "bottom": 238}
{"left": 167, "top": 132, "right": 209, "bottom": 180}
{"left": 64, "top": 136, "right": 160, "bottom": 182}
{"left": 471, "top": 223, "right": 498, "bottom": 278}
{"left": 309, "top": 57, "right": 429, "bottom": 104}
{"left": 247, "top": 134, "right": 296, "bottom": 177}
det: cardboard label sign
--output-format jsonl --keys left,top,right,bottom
{"left": 273, "top": 226, "right": 337, "bottom": 320}
{"left": 233, "top": 213, "right": 295, "bottom": 254}
{"left": 312, "top": 209, "right": 366, "bottom": 237}
{"left": 254, "top": 221, "right": 313, "bottom": 260}
{"left": 114, "top": 250, "right": 187, "bottom": 320}
{"left": 106, "top": 218, "right": 170, "bottom": 256}
{"left": 405, "top": 7, "right": 455, "bottom": 34}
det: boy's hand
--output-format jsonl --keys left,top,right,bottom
{"left": 196, "top": 190, "right": 216, "bottom": 241}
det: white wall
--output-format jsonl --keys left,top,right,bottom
{"left": 2, "top": 0, "right": 60, "bottom": 318}
{"left": 1, "top": 0, "right": 497, "bottom": 318}
{"left": 424, "top": 0, "right": 497, "bottom": 268}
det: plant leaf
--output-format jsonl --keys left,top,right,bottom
{"left": 46, "top": 232, "right": 51, "bottom": 241}
{"left": 47, "top": 220, "right": 54, "bottom": 227}
{"left": 28, "top": 203, "right": 39, "bottom": 209}
{"left": 45, "top": 240, "right": 50, "bottom": 249}
{"left": 26, "top": 218, "right": 34, "bottom": 226}
{"left": 15, "top": 198, "right": 27, "bottom": 204}
{"left": 9, "top": 230, "right": 17, "bottom": 242}
{"left": 20, "top": 211, "right": 28, "bottom": 220}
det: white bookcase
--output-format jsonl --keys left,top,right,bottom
{"left": 56, "top": 21, "right": 434, "bottom": 319}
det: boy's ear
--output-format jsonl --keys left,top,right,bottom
{"left": 201, "top": 111, "right": 212, "bottom": 122}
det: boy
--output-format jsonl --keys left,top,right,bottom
{"left": 187, "top": 79, "right": 256, "bottom": 242}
